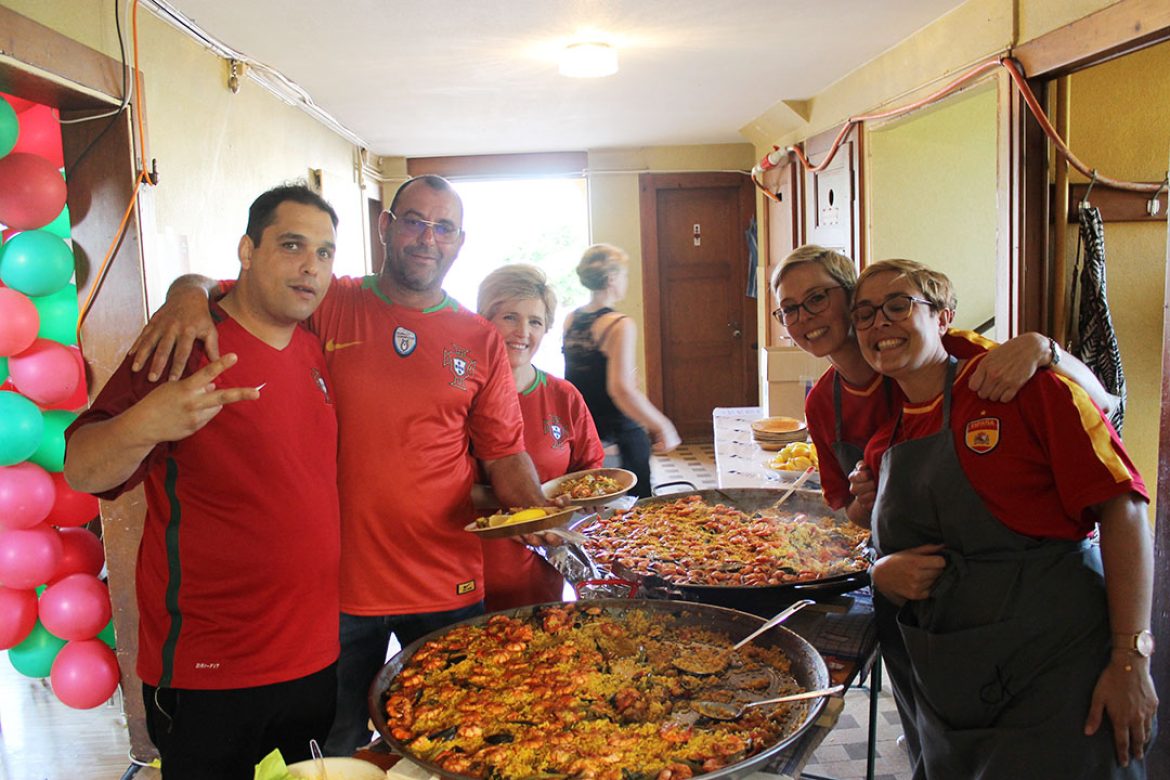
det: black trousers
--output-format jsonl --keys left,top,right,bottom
{"left": 144, "top": 662, "right": 337, "bottom": 780}
{"left": 601, "top": 418, "right": 652, "bottom": 498}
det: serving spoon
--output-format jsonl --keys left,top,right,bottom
{"left": 671, "top": 598, "right": 815, "bottom": 675}
{"left": 690, "top": 684, "right": 845, "bottom": 720}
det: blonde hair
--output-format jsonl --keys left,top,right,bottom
{"left": 770, "top": 244, "right": 858, "bottom": 301}
{"left": 576, "top": 243, "right": 628, "bottom": 291}
{"left": 855, "top": 259, "right": 957, "bottom": 312}
{"left": 477, "top": 263, "right": 557, "bottom": 326}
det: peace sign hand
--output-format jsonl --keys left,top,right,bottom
{"left": 127, "top": 353, "right": 260, "bottom": 445}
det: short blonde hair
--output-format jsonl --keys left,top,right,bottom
{"left": 477, "top": 263, "right": 557, "bottom": 326}
{"left": 576, "top": 243, "right": 628, "bottom": 291}
{"left": 855, "top": 259, "right": 957, "bottom": 312}
{"left": 770, "top": 244, "right": 858, "bottom": 301}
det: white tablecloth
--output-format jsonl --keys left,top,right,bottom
{"left": 712, "top": 406, "right": 820, "bottom": 491}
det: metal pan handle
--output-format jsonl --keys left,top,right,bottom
{"left": 652, "top": 480, "right": 697, "bottom": 496}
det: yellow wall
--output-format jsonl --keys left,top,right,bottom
{"left": 9, "top": 0, "right": 371, "bottom": 317}
{"left": 1064, "top": 40, "right": 1170, "bottom": 496}
{"left": 866, "top": 82, "right": 999, "bottom": 332}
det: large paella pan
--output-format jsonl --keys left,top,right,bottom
{"left": 568, "top": 488, "right": 872, "bottom": 613}
{"left": 369, "top": 599, "right": 831, "bottom": 780}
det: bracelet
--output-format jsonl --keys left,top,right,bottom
{"left": 1046, "top": 336, "right": 1061, "bottom": 368}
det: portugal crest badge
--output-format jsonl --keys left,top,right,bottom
{"left": 544, "top": 415, "right": 567, "bottom": 449}
{"left": 443, "top": 345, "right": 476, "bottom": 390}
{"left": 393, "top": 326, "right": 417, "bottom": 357}
{"left": 964, "top": 417, "right": 1000, "bottom": 454}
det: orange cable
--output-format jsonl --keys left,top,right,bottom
{"left": 76, "top": 0, "right": 150, "bottom": 346}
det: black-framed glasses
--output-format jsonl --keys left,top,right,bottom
{"left": 771, "top": 285, "right": 842, "bottom": 326}
{"left": 389, "top": 210, "right": 462, "bottom": 244}
{"left": 850, "top": 295, "right": 935, "bottom": 330}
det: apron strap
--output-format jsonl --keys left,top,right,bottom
{"left": 832, "top": 372, "right": 845, "bottom": 442}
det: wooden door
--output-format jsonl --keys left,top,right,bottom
{"left": 765, "top": 160, "right": 803, "bottom": 347}
{"left": 801, "top": 128, "right": 863, "bottom": 263}
{"left": 640, "top": 173, "right": 758, "bottom": 440}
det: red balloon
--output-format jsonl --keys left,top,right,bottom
{"left": 0, "top": 93, "right": 37, "bottom": 114}
{"left": 51, "top": 528, "right": 105, "bottom": 582}
{"left": 0, "top": 286, "right": 39, "bottom": 357}
{"left": 0, "top": 524, "right": 62, "bottom": 589}
{"left": 39, "top": 346, "right": 88, "bottom": 412}
{"left": 0, "top": 462, "right": 55, "bottom": 530}
{"left": 8, "top": 338, "right": 81, "bottom": 405}
{"left": 46, "top": 471, "right": 99, "bottom": 528}
{"left": 50, "top": 638, "right": 120, "bottom": 709}
{"left": 0, "top": 585, "right": 38, "bottom": 649}
{"left": 11, "top": 105, "right": 64, "bottom": 169}
{"left": 0, "top": 153, "right": 67, "bottom": 230}
{"left": 38, "top": 573, "right": 110, "bottom": 640}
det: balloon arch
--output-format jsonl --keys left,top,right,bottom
{"left": 0, "top": 92, "right": 119, "bottom": 710}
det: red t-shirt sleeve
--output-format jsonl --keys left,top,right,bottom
{"left": 467, "top": 330, "right": 526, "bottom": 461}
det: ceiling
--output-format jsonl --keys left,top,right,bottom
{"left": 160, "top": 0, "right": 968, "bottom": 159}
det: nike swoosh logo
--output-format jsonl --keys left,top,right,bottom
{"left": 325, "top": 339, "right": 364, "bottom": 352}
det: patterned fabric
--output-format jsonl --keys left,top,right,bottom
{"left": 1072, "top": 204, "right": 1126, "bottom": 433}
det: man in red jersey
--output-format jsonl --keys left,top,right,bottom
{"left": 64, "top": 184, "right": 341, "bottom": 779}
{"left": 126, "top": 175, "right": 552, "bottom": 755}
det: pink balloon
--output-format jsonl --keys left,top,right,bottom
{"left": 50, "top": 638, "right": 120, "bottom": 709}
{"left": 45, "top": 471, "right": 99, "bottom": 528}
{"left": 51, "top": 528, "right": 105, "bottom": 582}
{"left": 0, "top": 153, "right": 67, "bottom": 230}
{"left": 0, "top": 287, "right": 39, "bottom": 357}
{"left": 38, "top": 573, "right": 110, "bottom": 640}
{"left": 0, "top": 585, "right": 38, "bottom": 649}
{"left": 0, "top": 525, "right": 62, "bottom": 589}
{"left": 8, "top": 338, "right": 81, "bottom": 405}
{"left": 0, "top": 461, "right": 55, "bottom": 530}
{"left": 11, "top": 105, "right": 64, "bottom": 169}
{"left": 40, "top": 347, "right": 88, "bottom": 412}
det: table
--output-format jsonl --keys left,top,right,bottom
{"left": 712, "top": 407, "right": 821, "bottom": 491}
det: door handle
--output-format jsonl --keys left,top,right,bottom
{"left": 728, "top": 322, "right": 742, "bottom": 339}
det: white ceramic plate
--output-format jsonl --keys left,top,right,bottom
{"left": 463, "top": 505, "right": 579, "bottom": 539}
{"left": 541, "top": 467, "right": 637, "bottom": 505}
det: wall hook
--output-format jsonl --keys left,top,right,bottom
{"left": 1148, "top": 173, "right": 1168, "bottom": 217}
{"left": 1079, "top": 169, "right": 1098, "bottom": 211}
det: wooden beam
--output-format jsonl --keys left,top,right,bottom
{"left": 407, "top": 152, "right": 587, "bottom": 179}
{"left": 1013, "top": 0, "right": 1170, "bottom": 78}
{"left": 1063, "top": 182, "right": 1169, "bottom": 222}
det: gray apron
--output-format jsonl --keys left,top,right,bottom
{"left": 871, "top": 358, "right": 1143, "bottom": 779}
{"left": 832, "top": 374, "right": 923, "bottom": 774}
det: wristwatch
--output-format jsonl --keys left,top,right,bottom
{"left": 1114, "top": 630, "right": 1155, "bottom": 658}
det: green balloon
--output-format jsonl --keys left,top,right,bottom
{"left": 98, "top": 619, "right": 116, "bottom": 650}
{"left": 0, "top": 391, "right": 44, "bottom": 465}
{"left": 41, "top": 203, "right": 71, "bottom": 240}
{"left": 28, "top": 409, "right": 76, "bottom": 472}
{"left": 31, "top": 284, "right": 79, "bottom": 346}
{"left": 0, "top": 230, "right": 75, "bottom": 297}
{"left": 8, "top": 619, "right": 66, "bottom": 678}
{"left": 0, "top": 98, "right": 16, "bottom": 157}
{"left": 0, "top": 356, "right": 7, "bottom": 384}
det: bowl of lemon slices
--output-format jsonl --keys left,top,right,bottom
{"left": 767, "top": 441, "right": 819, "bottom": 473}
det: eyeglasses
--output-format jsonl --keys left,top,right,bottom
{"left": 389, "top": 210, "right": 462, "bottom": 244}
{"left": 771, "top": 285, "right": 841, "bottom": 326}
{"left": 850, "top": 295, "right": 935, "bottom": 330}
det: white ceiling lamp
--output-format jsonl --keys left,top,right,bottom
{"left": 559, "top": 41, "right": 618, "bottom": 78}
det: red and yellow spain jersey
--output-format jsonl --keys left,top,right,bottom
{"left": 309, "top": 276, "right": 524, "bottom": 615}
{"left": 864, "top": 353, "right": 1146, "bottom": 539}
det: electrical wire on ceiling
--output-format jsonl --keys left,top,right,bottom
{"left": 751, "top": 56, "right": 1166, "bottom": 202}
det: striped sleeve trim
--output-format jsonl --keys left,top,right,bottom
{"left": 1055, "top": 374, "right": 1134, "bottom": 485}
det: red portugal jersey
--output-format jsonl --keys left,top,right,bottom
{"left": 806, "top": 329, "right": 995, "bottom": 510}
{"left": 309, "top": 276, "right": 524, "bottom": 615}
{"left": 66, "top": 307, "right": 339, "bottom": 689}
{"left": 481, "top": 369, "right": 604, "bottom": 611}
{"left": 863, "top": 353, "right": 1146, "bottom": 539}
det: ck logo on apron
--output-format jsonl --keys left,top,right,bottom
{"left": 964, "top": 417, "right": 1001, "bottom": 454}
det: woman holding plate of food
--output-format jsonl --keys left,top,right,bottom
{"left": 475, "top": 264, "right": 605, "bottom": 610}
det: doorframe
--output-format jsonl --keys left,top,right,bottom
{"left": 638, "top": 171, "right": 757, "bottom": 410}
{"left": 1010, "top": 6, "right": 1170, "bottom": 772}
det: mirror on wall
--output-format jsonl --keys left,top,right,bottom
{"left": 865, "top": 80, "right": 999, "bottom": 335}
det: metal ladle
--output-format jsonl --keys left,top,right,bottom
{"left": 691, "top": 684, "right": 845, "bottom": 720}
{"left": 671, "top": 598, "right": 816, "bottom": 675}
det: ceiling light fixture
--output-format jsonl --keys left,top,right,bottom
{"left": 559, "top": 41, "right": 618, "bottom": 78}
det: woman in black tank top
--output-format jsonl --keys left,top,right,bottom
{"left": 563, "top": 244, "right": 680, "bottom": 497}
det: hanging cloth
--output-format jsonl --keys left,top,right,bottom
{"left": 744, "top": 215, "right": 758, "bottom": 299}
{"left": 1070, "top": 204, "right": 1126, "bottom": 433}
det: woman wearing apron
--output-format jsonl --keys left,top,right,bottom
{"left": 769, "top": 245, "right": 1118, "bottom": 776}
{"left": 852, "top": 259, "right": 1156, "bottom": 778}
